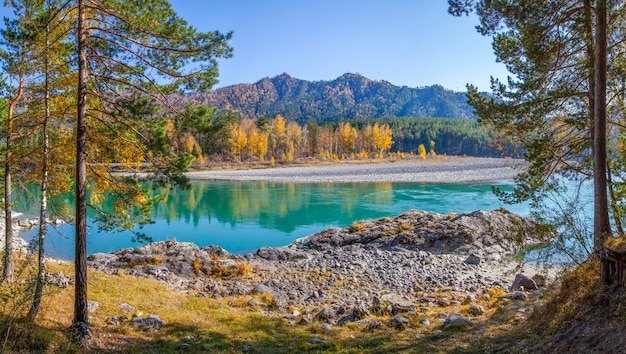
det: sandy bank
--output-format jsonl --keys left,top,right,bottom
{"left": 185, "top": 157, "right": 526, "bottom": 183}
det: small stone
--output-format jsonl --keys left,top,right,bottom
{"left": 468, "top": 304, "right": 485, "bottom": 316}
{"left": 510, "top": 274, "right": 538, "bottom": 292}
{"left": 443, "top": 313, "right": 472, "bottom": 329}
{"left": 118, "top": 302, "right": 135, "bottom": 313}
{"left": 307, "top": 338, "right": 326, "bottom": 345}
{"left": 316, "top": 307, "right": 335, "bottom": 321}
{"left": 130, "top": 314, "right": 166, "bottom": 331}
{"left": 365, "top": 320, "right": 381, "bottom": 331}
{"left": 436, "top": 298, "right": 450, "bottom": 307}
{"left": 321, "top": 323, "right": 332, "bottom": 332}
{"left": 390, "top": 315, "right": 410, "bottom": 330}
{"left": 532, "top": 273, "right": 547, "bottom": 287}
{"left": 254, "top": 284, "right": 272, "bottom": 294}
{"left": 88, "top": 301, "right": 99, "bottom": 313}
{"left": 179, "top": 343, "right": 190, "bottom": 350}
{"left": 105, "top": 316, "right": 128, "bottom": 326}
{"left": 419, "top": 319, "right": 430, "bottom": 326}
{"left": 465, "top": 254, "right": 481, "bottom": 265}
{"left": 241, "top": 344, "right": 251, "bottom": 351}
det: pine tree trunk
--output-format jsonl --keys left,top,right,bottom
{"left": 28, "top": 8, "right": 51, "bottom": 321}
{"left": 594, "top": 0, "right": 610, "bottom": 254}
{"left": 70, "top": 0, "right": 90, "bottom": 343}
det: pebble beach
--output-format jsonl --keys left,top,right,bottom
{"left": 185, "top": 157, "right": 526, "bottom": 183}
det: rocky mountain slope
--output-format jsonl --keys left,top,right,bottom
{"left": 186, "top": 73, "right": 476, "bottom": 123}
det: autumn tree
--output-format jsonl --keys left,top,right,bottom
{"left": 418, "top": 144, "right": 426, "bottom": 159}
{"left": 338, "top": 121, "right": 358, "bottom": 156}
{"left": 228, "top": 122, "right": 247, "bottom": 161}
{"left": 247, "top": 127, "right": 268, "bottom": 160}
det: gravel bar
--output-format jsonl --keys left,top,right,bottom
{"left": 185, "top": 158, "right": 526, "bottom": 183}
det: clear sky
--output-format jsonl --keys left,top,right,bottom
{"left": 0, "top": 1, "right": 509, "bottom": 92}
{"left": 169, "top": 0, "right": 510, "bottom": 92}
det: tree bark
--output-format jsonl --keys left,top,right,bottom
{"left": 2, "top": 75, "right": 23, "bottom": 285}
{"left": 70, "top": 0, "right": 90, "bottom": 343}
{"left": 28, "top": 2, "right": 51, "bottom": 320}
{"left": 594, "top": 0, "right": 610, "bottom": 256}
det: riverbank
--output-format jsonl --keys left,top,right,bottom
{"left": 185, "top": 157, "right": 526, "bottom": 183}
{"left": 86, "top": 208, "right": 560, "bottom": 338}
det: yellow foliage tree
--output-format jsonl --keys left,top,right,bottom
{"left": 373, "top": 123, "right": 393, "bottom": 157}
{"left": 338, "top": 122, "right": 358, "bottom": 154}
{"left": 228, "top": 123, "right": 247, "bottom": 160}
{"left": 418, "top": 144, "right": 426, "bottom": 159}
{"left": 247, "top": 128, "right": 269, "bottom": 161}
{"left": 429, "top": 140, "right": 436, "bottom": 157}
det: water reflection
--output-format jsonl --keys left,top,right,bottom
{"left": 19, "top": 181, "right": 526, "bottom": 260}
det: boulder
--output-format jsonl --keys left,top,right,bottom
{"left": 256, "top": 247, "right": 309, "bottom": 261}
{"left": 510, "top": 274, "right": 538, "bottom": 291}
{"left": 390, "top": 315, "right": 410, "bottom": 330}
{"left": 468, "top": 304, "right": 485, "bottom": 316}
{"left": 380, "top": 293, "right": 417, "bottom": 314}
{"left": 131, "top": 314, "right": 166, "bottom": 331}
{"left": 443, "top": 313, "right": 472, "bottom": 329}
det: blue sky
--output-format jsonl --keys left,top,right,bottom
{"left": 169, "top": 0, "right": 509, "bottom": 91}
{"left": 0, "top": 1, "right": 509, "bottom": 92}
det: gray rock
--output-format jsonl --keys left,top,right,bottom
{"left": 45, "top": 272, "right": 74, "bottom": 288}
{"left": 420, "top": 319, "right": 430, "bottom": 326}
{"left": 105, "top": 316, "right": 128, "bottom": 326}
{"left": 380, "top": 293, "right": 417, "bottom": 314}
{"left": 352, "top": 301, "right": 370, "bottom": 320}
{"left": 307, "top": 338, "right": 326, "bottom": 345}
{"left": 316, "top": 307, "right": 335, "bottom": 321}
{"left": 256, "top": 247, "right": 308, "bottom": 261}
{"left": 443, "top": 313, "right": 472, "bottom": 328}
{"left": 131, "top": 314, "right": 166, "bottom": 331}
{"left": 390, "top": 315, "right": 410, "bottom": 330}
{"left": 87, "top": 301, "right": 99, "bottom": 313}
{"left": 532, "top": 273, "right": 547, "bottom": 287}
{"left": 465, "top": 254, "right": 481, "bottom": 265}
{"left": 510, "top": 274, "right": 538, "bottom": 291}
{"left": 367, "top": 320, "right": 382, "bottom": 331}
{"left": 254, "top": 284, "right": 272, "bottom": 294}
{"left": 468, "top": 304, "right": 485, "bottom": 316}
{"left": 118, "top": 302, "right": 135, "bottom": 313}
{"left": 321, "top": 323, "right": 332, "bottom": 332}
{"left": 436, "top": 298, "right": 450, "bottom": 307}
{"left": 271, "top": 291, "right": 290, "bottom": 309}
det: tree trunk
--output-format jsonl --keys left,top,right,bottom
{"left": 70, "top": 0, "right": 90, "bottom": 343}
{"left": 2, "top": 76, "right": 23, "bottom": 285}
{"left": 594, "top": 0, "right": 610, "bottom": 256}
{"left": 28, "top": 5, "right": 51, "bottom": 321}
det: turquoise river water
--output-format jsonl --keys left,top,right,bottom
{"left": 18, "top": 180, "right": 528, "bottom": 260}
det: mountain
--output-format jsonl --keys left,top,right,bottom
{"left": 186, "top": 73, "right": 476, "bottom": 124}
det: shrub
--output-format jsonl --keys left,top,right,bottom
{"left": 350, "top": 222, "right": 366, "bottom": 233}
{"left": 235, "top": 261, "right": 253, "bottom": 277}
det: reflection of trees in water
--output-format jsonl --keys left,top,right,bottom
{"left": 150, "top": 181, "right": 396, "bottom": 234}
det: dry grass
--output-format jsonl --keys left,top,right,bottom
{"left": 350, "top": 221, "right": 366, "bottom": 233}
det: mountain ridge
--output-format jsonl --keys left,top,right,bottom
{"left": 187, "top": 73, "right": 476, "bottom": 124}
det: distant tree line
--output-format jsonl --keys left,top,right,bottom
{"left": 163, "top": 105, "right": 516, "bottom": 164}
{"left": 348, "top": 117, "right": 517, "bottom": 157}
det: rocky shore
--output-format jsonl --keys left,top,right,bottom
{"left": 87, "top": 208, "right": 557, "bottom": 328}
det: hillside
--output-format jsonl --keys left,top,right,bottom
{"left": 186, "top": 73, "right": 476, "bottom": 124}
